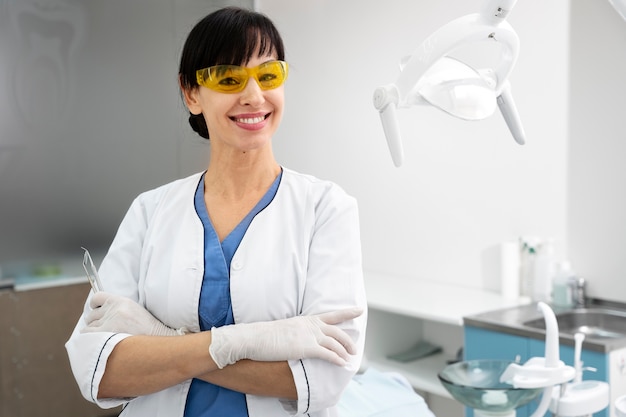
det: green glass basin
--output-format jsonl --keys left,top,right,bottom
{"left": 438, "top": 360, "right": 543, "bottom": 413}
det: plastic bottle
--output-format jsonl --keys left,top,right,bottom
{"left": 552, "top": 261, "right": 576, "bottom": 308}
{"left": 500, "top": 241, "right": 520, "bottom": 300}
{"left": 519, "top": 236, "right": 540, "bottom": 299}
{"left": 532, "top": 239, "right": 556, "bottom": 302}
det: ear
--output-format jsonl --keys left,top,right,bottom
{"left": 179, "top": 76, "right": 203, "bottom": 115}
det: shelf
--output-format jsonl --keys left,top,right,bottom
{"left": 367, "top": 352, "right": 454, "bottom": 399}
{"left": 363, "top": 271, "right": 530, "bottom": 402}
{"left": 364, "top": 271, "right": 528, "bottom": 325}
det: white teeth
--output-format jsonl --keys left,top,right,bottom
{"left": 235, "top": 116, "right": 265, "bottom": 124}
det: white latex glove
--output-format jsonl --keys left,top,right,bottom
{"left": 209, "top": 308, "right": 363, "bottom": 369}
{"left": 81, "top": 292, "right": 185, "bottom": 336}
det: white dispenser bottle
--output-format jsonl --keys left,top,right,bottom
{"left": 532, "top": 239, "right": 556, "bottom": 302}
{"left": 552, "top": 261, "right": 576, "bottom": 308}
{"left": 519, "top": 236, "right": 540, "bottom": 299}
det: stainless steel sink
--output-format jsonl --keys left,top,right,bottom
{"left": 523, "top": 308, "right": 626, "bottom": 339}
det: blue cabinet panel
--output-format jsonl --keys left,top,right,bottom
{"left": 465, "top": 326, "right": 530, "bottom": 362}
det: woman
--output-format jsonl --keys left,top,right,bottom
{"left": 65, "top": 6, "right": 367, "bottom": 417}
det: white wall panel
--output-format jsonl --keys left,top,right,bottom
{"left": 569, "top": 0, "right": 626, "bottom": 303}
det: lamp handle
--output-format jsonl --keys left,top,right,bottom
{"left": 374, "top": 85, "right": 404, "bottom": 167}
{"left": 497, "top": 81, "right": 526, "bottom": 145}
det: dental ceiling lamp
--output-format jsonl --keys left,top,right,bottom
{"left": 373, "top": 0, "right": 525, "bottom": 167}
{"left": 608, "top": 0, "right": 626, "bottom": 21}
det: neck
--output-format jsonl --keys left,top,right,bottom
{"left": 204, "top": 151, "right": 281, "bottom": 200}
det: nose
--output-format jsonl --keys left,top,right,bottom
{"left": 239, "top": 76, "right": 265, "bottom": 106}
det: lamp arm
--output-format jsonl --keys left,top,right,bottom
{"left": 489, "top": 23, "right": 520, "bottom": 94}
{"left": 481, "top": 0, "right": 519, "bottom": 24}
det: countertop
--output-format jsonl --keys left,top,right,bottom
{"left": 463, "top": 301, "right": 626, "bottom": 353}
{"left": 0, "top": 275, "right": 89, "bottom": 291}
{"left": 364, "top": 271, "right": 530, "bottom": 325}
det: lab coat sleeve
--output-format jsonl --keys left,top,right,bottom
{"left": 285, "top": 184, "right": 368, "bottom": 415}
{"left": 65, "top": 325, "right": 133, "bottom": 408}
{"left": 65, "top": 189, "right": 158, "bottom": 407}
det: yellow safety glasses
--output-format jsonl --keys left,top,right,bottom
{"left": 196, "top": 60, "right": 289, "bottom": 93}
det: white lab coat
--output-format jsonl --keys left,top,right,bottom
{"left": 65, "top": 168, "right": 368, "bottom": 417}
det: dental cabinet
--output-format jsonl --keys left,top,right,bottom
{"left": 465, "top": 327, "right": 608, "bottom": 417}
{"left": 363, "top": 272, "right": 526, "bottom": 413}
{"left": 0, "top": 281, "right": 121, "bottom": 417}
{"left": 464, "top": 307, "right": 626, "bottom": 417}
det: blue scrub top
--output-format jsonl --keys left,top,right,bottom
{"left": 184, "top": 170, "right": 282, "bottom": 417}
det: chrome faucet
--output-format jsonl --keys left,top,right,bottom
{"left": 568, "top": 276, "right": 586, "bottom": 308}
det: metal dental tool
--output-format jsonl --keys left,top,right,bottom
{"left": 81, "top": 247, "right": 104, "bottom": 293}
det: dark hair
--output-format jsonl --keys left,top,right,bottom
{"left": 179, "top": 7, "right": 286, "bottom": 139}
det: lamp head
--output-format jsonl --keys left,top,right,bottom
{"left": 373, "top": 0, "right": 524, "bottom": 167}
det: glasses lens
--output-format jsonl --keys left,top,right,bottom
{"left": 196, "top": 61, "right": 288, "bottom": 93}
{"left": 210, "top": 65, "right": 248, "bottom": 92}
{"left": 256, "top": 61, "right": 287, "bottom": 90}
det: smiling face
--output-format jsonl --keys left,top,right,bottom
{"left": 178, "top": 8, "right": 286, "bottom": 138}
{"left": 178, "top": 8, "right": 287, "bottom": 159}
{"left": 183, "top": 51, "right": 285, "bottom": 155}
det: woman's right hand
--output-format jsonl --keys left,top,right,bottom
{"left": 82, "top": 292, "right": 184, "bottom": 336}
{"left": 209, "top": 308, "right": 363, "bottom": 369}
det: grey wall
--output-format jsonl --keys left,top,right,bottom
{"left": 0, "top": 0, "right": 250, "bottom": 265}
